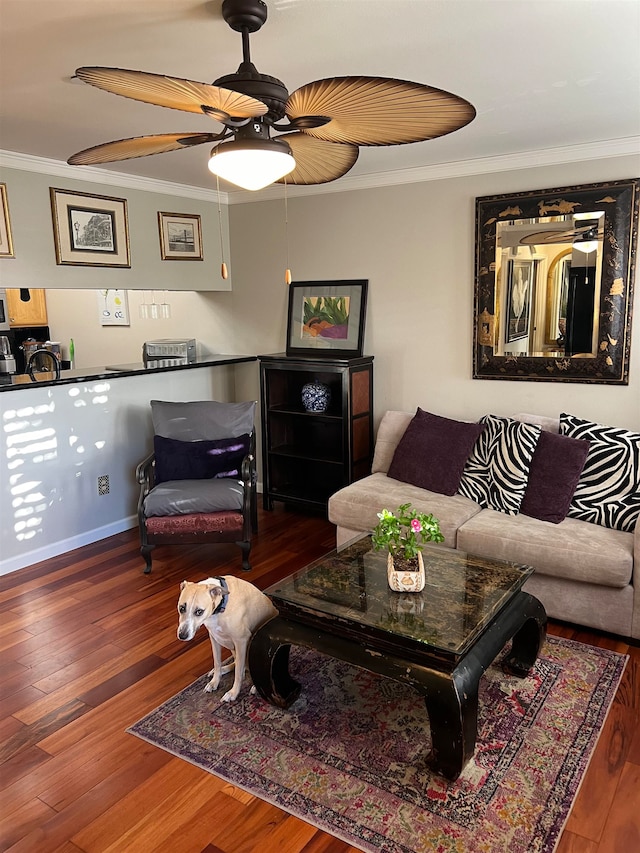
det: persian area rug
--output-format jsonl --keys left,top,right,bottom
{"left": 128, "top": 637, "right": 626, "bottom": 853}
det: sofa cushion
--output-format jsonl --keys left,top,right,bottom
{"left": 513, "top": 412, "right": 560, "bottom": 433}
{"left": 560, "top": 413, "right": 640, "bottom": 533}
{"left": 520, "top": 430, "right": 590, "bottom": 523}
{"left": 151, "top": 399, "right": 256, "bottom": 441}
{"left": 523, "top": 573, "right": 633, "bottom": 638}
{"left": 144, "top": 478, "right": 244, "bottom": 516}
{"left": 371, "top": 411, "right": 413, "bottom": 474}
{"left": 457, "top": 509, "right": 633, "bottom": 589}
{"left": 153, "top": 433, "right": 250, "bottom": 485}
{"left": 457, "top": 414, "right": 541, "bottom": 515}
{"left": 387, "top": 408, "right": 485, "bottom": 496}
{"left": 328, "top": 471, "right": 482, "bottom": 548}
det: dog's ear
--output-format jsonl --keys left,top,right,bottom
{"left": 180, "top": 580, "right": 187, "bottom": 591}
{"left": 208, "top": 580, "right": 224, "bottom": 599}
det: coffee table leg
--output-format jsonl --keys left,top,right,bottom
{"left": 249, "top": 617, "right": 301, "bottom": 708}
{"left": 417, "top": 668, "right": 478, "bottom": 780}
{"left": 502, "top": 593, "right": 547, "bottom": 677}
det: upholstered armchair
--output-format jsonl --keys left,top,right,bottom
{"left": 136, "top": 399, "right": 258, "bottom": 574}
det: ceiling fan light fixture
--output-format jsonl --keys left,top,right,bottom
{"left": 573, "top": 239, "right": 599, "bottom": 254}
{"left": 208, "top": 136, "right": 295, "bottom": 191}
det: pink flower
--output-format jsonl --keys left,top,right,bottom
{"left": 410, "top": 518, "right": 422, "bottom": 533}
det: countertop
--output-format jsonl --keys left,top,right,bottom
{"left": 0, "top": 354, "right": 257, "bottom": 392}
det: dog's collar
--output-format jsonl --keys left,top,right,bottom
{"left": 212, "top": 576, "right": 229, "bottom": 614}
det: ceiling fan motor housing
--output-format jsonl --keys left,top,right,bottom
{"left": 222, "top": 0, "right": 268, "bottom": 33}
{"left": 214, "top": 63, "right": 289, "bottom": 122}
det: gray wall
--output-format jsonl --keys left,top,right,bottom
{"left": 0, "top": 165, "right": 231, "bottom": 291}
{"left": 230, "top": 153, "right": 640, "bottom": 432}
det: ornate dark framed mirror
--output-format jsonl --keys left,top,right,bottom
{"left": 474, "top": 179, "right": 639, "bottom": 384}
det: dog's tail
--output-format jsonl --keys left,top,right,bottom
{"left": 207, "top": 653, "right": 235, "bottom": 678}
{"left": 220, "top": 653, "right": 235, "bottom": 675}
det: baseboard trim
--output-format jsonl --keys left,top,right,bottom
{"left": 0, "top": 515, "right": 138, "bottom": 577}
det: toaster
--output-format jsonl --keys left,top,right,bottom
{"left": 143, "top": 338, "right": 196, "bottom": 367}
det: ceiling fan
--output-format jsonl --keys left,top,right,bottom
{"left": 68, "top": 0, "right": 476, "bottom": 191}
{"left": 519, "top": 221, "right": 601, "bottom": 247}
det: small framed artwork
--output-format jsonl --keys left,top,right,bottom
{"left": 158, "top": 212, "right": 203, "bottom": 260}
{"left": 97, "top": 289, "right": 130, "bottom": 326}
{"left": 505, "top": 259, "right": 536, "bottom": 343}
{"left": 286, "top": 279, "right": 368, "bottom": 358}
{"left": 0, "top": 183, "right": 15, "bottom": 258}
{"left": 50, "top": 188, "right": 130, "bottom": 267}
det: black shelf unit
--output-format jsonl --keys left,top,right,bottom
{"left": 259, "top": 353, "right": 374, "bottom": 512}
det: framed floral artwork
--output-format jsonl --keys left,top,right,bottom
{"left": 286, "top": 279, "right": 368, "bottom": 358}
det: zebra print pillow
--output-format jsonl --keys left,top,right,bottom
{"left": 457, "top": 415, "right": 541, "bottom": 515}
{"left": 559, "top": 413, "right": 640, "bottom": 533}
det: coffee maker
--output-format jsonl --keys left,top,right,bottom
{"left": 0, "top": 334, "right": 16, "bottom": 374}
{"left": 0, "top": 290, "right": 16, "bottom": 374}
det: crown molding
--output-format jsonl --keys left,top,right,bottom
{"left": 227, "top": 136, "right": 640, "bottom": 203}
{"left": 0, "top": 149, "right": 229, "bottom": 204}
{"left": 2, "top": 137, "right": 638, "bottom": 206}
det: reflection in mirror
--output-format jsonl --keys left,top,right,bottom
{"left": 474, "top": 179, "right": 639, "bottom": 384}
{"left": 494, "top": 212, "right": 604, "bottom": 358}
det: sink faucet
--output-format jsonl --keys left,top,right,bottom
{"left": 27, "top": 349, "right": 61, "bottom": 381}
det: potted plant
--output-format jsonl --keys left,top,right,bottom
{"left": 371, "top": 503, "right": 444, "bottom": 592}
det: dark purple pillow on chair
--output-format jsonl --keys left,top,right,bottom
{"left": 387, "top": 408, "right": 485, "bottom": 495}
{"left": 153, "top": 433, "right": 250, "bottom": 485}
{"left": 520, "top": 430, "right": 590, "bottom": 523}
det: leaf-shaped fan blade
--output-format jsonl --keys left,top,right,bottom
{"left": 519, "top": 224, "right": 596, "bottom": 245}
{"left": 275, "top": 133, "right": 358, "bottom": 185}
{"left": 68, "top": 133, "right": 221, "bottom": 165}
{"left": 286, "top": 76, "right": 475, "bottom": 145}
{"left": 75, "top": 67, "right": 268, "bottom": 119}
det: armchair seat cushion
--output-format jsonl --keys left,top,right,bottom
{"left": 144, "top": 478, "right": 244, "bottom": 517}
{"left": 145, "top": 511, "right": 243, "bottom": 537}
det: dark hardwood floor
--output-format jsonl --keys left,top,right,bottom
{"left": 1, "top": 505, "right": 638, "bottom": 852}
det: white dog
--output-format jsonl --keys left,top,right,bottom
{"left": 177, "top": 576, "right": 277, "bottom": 702}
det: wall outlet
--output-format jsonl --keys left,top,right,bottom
{"left": 97, "top": 475, "right": 110, "bottom": 496}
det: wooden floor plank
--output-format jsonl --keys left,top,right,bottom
{"left": 15, "top": 630, "right": 195, "bottom": 726}
{"left": 8, "top": 623, "right": 111, "bottom": 668}
{"left": 248, "top": 814, "right": 318, "bottom": 853}
{"left": 207, "top": 795, "right": 291, "bottom": 853}
{"left": 595, "top": 760, "right": 640, "bottom": 852}
{"left": 4, "top": 744, "right": 173, "bottom": 853}
{"left": 0, "top": 795, "right": 57, "bottom": 851}
{"left": 0, "top": 629, "right": 35, "bottom": 655}
{"left": 71, "top": 759, "right": 225, "bottom": 853}
{"left": 564, "top": 702, "right": 636, "bottom": 841}
{"left": 555, "top": 830, "right": 599, "bottom": 853}
{"left": 0, "top": 698, "right": 89, "bottom": 763}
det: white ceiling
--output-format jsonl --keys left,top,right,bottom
{"left": 1, "top": 0, "right": 639, "bottom": 193}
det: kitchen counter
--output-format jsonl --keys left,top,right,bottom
{"left": 0, "top": 354, "right": 257, "bottom": 391}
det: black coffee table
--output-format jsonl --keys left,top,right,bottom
{"left": 249, "top": 536, "right": 547, "bottom": 780}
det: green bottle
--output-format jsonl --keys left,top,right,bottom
{"left": 69, "top": 338, "right": 75, "bottom": 368}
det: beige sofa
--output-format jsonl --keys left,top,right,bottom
{"left": 328, "top": 410, "right": 639, "bottom": 640}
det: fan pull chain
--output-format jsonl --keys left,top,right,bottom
{"left": 216, "top": 175, "right": 228, "bottom": 280}
{"left": 284, "top": 178, "right": 292, "bottom": 285}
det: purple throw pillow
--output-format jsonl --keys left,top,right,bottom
{"left": 520, "top": 430, "right": 590, "bottom": 523}
{"left": 153, "top": 433, "right": 250, "bottom": 485}
{"left": 387, "top": 408, "right": 485, "bottom": 496}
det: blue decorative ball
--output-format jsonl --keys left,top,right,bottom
{"left": 301, "top": 379, "right": 331, "bottom": 413}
